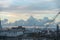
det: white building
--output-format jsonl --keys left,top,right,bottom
{"left": 0, "top": 27, "right": 24, "bottom": 37}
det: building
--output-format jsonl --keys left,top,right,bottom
{"left": 0, "top": 18, "right": 2, "bottom": 29}
{"left": 0, "top": 28, "right": 24, "bottom": 37}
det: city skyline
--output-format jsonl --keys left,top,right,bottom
{"left": 1, "top": 16, "right": 60, "bottom": 28}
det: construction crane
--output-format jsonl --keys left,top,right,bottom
{"left": 52, "top": 12, "right": 60, "bottom": 22}
{"left": 50, "top": 12, "right": 60, "bottom": 40}
{"left": 44, "top": 12, "right": 60, "bottom": 40}
{"left": 45, "top": 12, "right": 60, "bottom": 27}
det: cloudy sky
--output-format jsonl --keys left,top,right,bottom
{"left": 0, "top": 0, "right": 60, "bottom": 23}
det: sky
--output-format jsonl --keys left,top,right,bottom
{"left": 0, "top": 0, "right": 60, "bottom": 23}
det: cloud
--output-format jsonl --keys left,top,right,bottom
{"left": 0, "top": 10, "right": 59, "bottom": 23}
{"left": 0, "top": 0, "right": 13, "bottom": 8}
{"left": 2, "top": 16, "right": 53, "bottom": 27}
{"left": 55, "top": 0, "right": 60, "bottom": 8}
{"left": 0, "top": 0, "right": 59, "bottom": 12}
{"left": 1, "top": 19, "right": 8, "bottom": 25}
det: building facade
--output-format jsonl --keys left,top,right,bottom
{"left": 0, "top": 19, "right": 2, "bottom": 29}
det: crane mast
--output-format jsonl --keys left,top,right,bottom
{"left": 53, "top": 12, "right": 60, "bottom": 22}
{"left": 46, "top": 12, "right": 60, "bottom": 27}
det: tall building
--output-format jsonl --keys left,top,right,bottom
{"left": 0, "top": 18, "right": 2, "bottom": 29}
